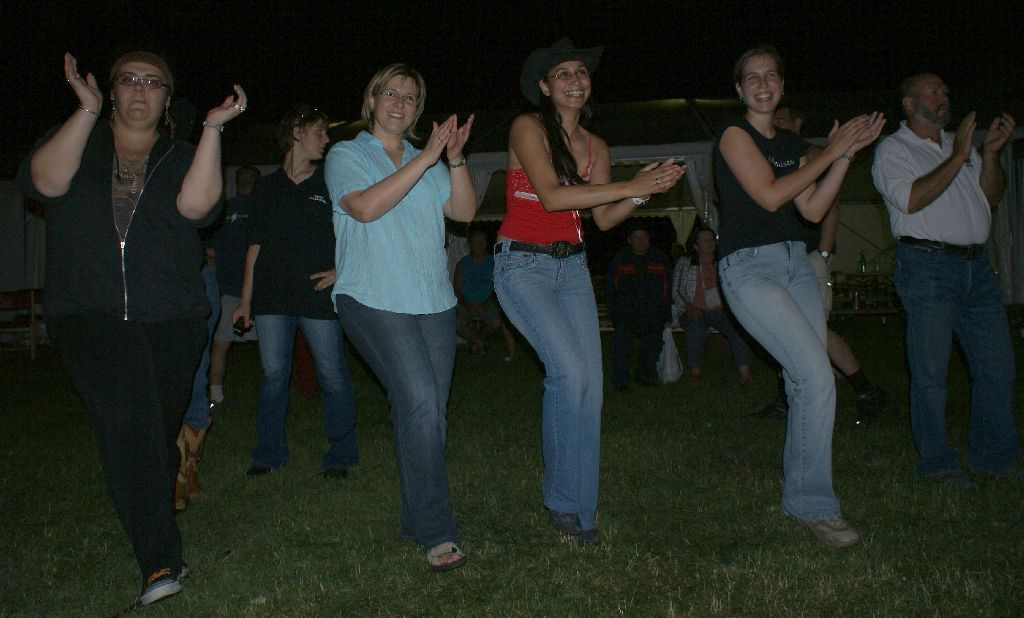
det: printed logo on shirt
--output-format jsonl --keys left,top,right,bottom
{"left": 767, "top": 155, "right": 797, "bottom": 169}
{"left": 309, "top": 194, "right": 328, "bottom": 205}
{"left": 226, "top": 213, "right": 249, "bottom": 223}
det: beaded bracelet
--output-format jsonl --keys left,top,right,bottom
{"left": 202, "top": 121, "right": 224, "bottom": 132}
{"left": 78, "top": 106, "right": 99, "bottom": 117}
{"left": 840, "top": 152, "right": 854, "bottom": 161}
{"left": 448, "top": 157, "right": 467, "bottom": 169}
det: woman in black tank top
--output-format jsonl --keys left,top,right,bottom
{"left": 714, "top": 46, "right": 884, "bottom": 549}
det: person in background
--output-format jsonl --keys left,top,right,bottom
{"left": 234, "top": 105, "right": 358, "bottom": 480}
{"left": 453, "top": 228, "right": 516, "bottom": 360}
{"left": 606, "top": 224, "right": 673, "bottom": 391}
{"left": 753, "top": 106, "right": 885, "bottom": 423}
{"left": 18, "top": 50, "right": 245, "bottom": 605}
{"left": 715, "top": 46, "right": 883, "bottom": 548}
{"left": 325, "top": 64, "right": 475, "bottom": 571}
{"left": 872, "top": 73, "right": 1020, "bottom": 487}
{"left": 209, "top": 165, "right": 261, "bottom": 407}
{"left": 672, "top": 222, "right": 756, "bottom": 388}
{"left": 494, "top": 38, "right": 684, "bottom": 544}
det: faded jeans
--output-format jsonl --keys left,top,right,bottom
{"left": 493, "top": 244, "right": 603, "bottom": 531}
{"left": 719, "top": 241, "right": 840, "bottom": 520}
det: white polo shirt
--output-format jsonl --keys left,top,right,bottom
{"left": 871, "top": 121, "right": 991, "bottom": 245}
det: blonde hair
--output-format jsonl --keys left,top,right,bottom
{"left": 361, "top": 64, "right": 426, "bottom": 139}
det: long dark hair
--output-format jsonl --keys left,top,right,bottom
{"left": 685, "top": 220, "right": 716, "bottom": 265}
{"left": 537, "top": 90, "right": 593, "bottom": 186}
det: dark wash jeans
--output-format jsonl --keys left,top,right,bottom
{"left": 48, "top": 314, "right": 206, "bottom": 580}
{"left": 334, "top": 295, "right": 458, "bottom": 552}
{"left": 894, "top": 243, "right": 1019, "bottom": 475}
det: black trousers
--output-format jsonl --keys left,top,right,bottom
{"left": 48, "top": 314, "right": 206, "bottom": 580}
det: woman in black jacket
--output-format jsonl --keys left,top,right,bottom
{"left": 17, "top": 51, "right": 245, "bottom": 606}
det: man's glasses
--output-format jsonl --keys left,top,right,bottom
{"left": 113, "top": 73, "right": 169, "bottom": 90}
{"left": 547, "top": 67, "right": 590, "bottom": 82}
{"left": 379, "top": 90, "right": 419, "bottom": 106}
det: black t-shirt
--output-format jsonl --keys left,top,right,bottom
{"left": 714, "top": 117, "right": 809, "bottom": 257}
{"left": 247, "top": 166, "right": 337, "bottom": 319}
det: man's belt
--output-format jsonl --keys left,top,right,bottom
{"left": 898, "top": 236, "right": 985, "bottom": 259}
{"left": 494, "top": 240, "right": 586, "bottom": 258}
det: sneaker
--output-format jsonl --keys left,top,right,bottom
{"left": 576, "top": 529, "right": 601, "bottom": 545}
{"left": 795, "top": 517, "right": 861, "bottom": 548}
{"left": 140, "top": 568, "right": 182, "bottom": 605}
{"left": 855, "top": 388, "right": 887, "bottom": 425}
{"left": 925, "top": 468, "right": 973, "bottom": 489}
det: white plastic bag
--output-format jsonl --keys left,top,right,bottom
{"left": 657, "top": 326, "right": 683, "bottom": 383}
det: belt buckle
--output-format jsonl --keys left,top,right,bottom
{"left": 550, "top": 241, "right": 572, "bottom": 258}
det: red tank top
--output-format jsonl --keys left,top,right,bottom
{"left": 498, "top": 135, "right": 593, "bottom": 244}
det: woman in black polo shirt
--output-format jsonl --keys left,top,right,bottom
{"left": 234, "top": 105, "right": 358, "bottom": 479}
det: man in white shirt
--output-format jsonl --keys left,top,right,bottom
{"left": 872, "top": 73, "right": 1019, "bottom": 488}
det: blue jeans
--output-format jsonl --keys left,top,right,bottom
{"left": 184, "top": 265, "right": 220, "bottom": 430}
{"left": 493, "top": 245, "right": 603, "bottom": 531}
{"left": 684, "top": 310, "right": 753, "bottom": 370}
{"left": 894, "top": 243, "right": 1019, "bottom": 475}
{"left": 251, "top": 314, "right": 358, "bottom": 471}
{"left": 719, "top": 242, "right": 840, "bottom": 520}
{"left": 334, "top": 295, "right": 458, "bottom": 552}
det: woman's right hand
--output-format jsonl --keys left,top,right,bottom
{"left": 232, "top": 302, "right": 252, "bottom": 329}
{"left": 420, "top": 115, "right": 458, "bottom": 165}
{"left": 64, "top": 52, "right": 101, "bottom": 113}
{"left": 629, "top": 159, "right": 686, "bottom": 198}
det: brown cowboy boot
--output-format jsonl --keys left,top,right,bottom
{"left": 180, "top": 424, "right": 207, "bottom": 504}
{"left": 174, "top": 427, "right": 189, "bottom": 513}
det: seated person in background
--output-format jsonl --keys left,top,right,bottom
{"left": 453, "top": 228, "right": 516, "bottom": 360}
{"left": 672, "top": 223, "right": 756, "bottom": 388}
{"left": 606, "top": 225, "right": 672, "bottom": 390}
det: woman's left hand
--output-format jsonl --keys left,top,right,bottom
{"left": 846, "top": 112, "right": 886, "bottom": 156}
{"left": 310, "top": 269, "right": 336, "bottom": 292}
{"left": 204, "top": 84, "right": 248, "bottom": 127}
{"left": 446, "top": 114, "right": 474, "bottom": 162}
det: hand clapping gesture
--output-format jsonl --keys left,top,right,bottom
{"left": 64, "top": 52, "right": 101, "bottom": 114}
{"left": 422, "top": 114, "right": 474, "bottom": 165}
{"left": 983, "top": 112, "right": 1016, "bottom": 156}
{"left": 824, "top": 112, "right": 886, "bottom": 161}
{"left": 630, "top": 158, "right": 686, "bottom": 200}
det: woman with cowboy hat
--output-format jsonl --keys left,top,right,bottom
{"left": 493, "top": 38, "right": 684, "bottom": 544}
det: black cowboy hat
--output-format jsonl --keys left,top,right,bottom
{"left": 519, "top": 38, "right": 603, "bottom": 106}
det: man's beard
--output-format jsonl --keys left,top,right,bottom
{"left": 920, "top": 102, "right": 951, "bottom": 128}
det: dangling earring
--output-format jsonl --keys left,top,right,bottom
{"left": 110, "top": 102, "right": 118, "bottom": 121}
{"left": 738, "top": 94, "right": 745, "bottom": 103}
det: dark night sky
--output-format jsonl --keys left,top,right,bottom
{"left": 3, "top": 0, "right": 1022, "bottom": 177}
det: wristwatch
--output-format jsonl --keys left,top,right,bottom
{"left": 818, "top": 250, "right": 831, "bottom": 259}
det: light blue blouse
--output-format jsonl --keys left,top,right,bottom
{"left": 324, "top": 131, "right": 454, "bottom": 314}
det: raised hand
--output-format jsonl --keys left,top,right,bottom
{"left": 446, "top": 114, "right": 474, "bottom": 162}
{"left": 64, "top": 52, "right": 101, "bottom": 112}
{"left": 952, "top": 111, "right": 977, "bottom": 163}
{"left": 824, "top": 114, "right": 875, "bottom": 160}
{"left": 629, "top": 159, "right": 686, "bottom": 198}
{"left": 204, "top": 84, "right": 248, "bottom": 127}
{"left": 423, "top": 115, "right": 457, "bottom": 164}
{"left": 846, "top": 112, "right": 886, "bottom": 155}
{"left": 983, "top": 112, "right": 1015, "bottom": 155}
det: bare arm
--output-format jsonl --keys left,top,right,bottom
{"left": 453, "top": 260, "right": 467, "bottom": 306}
{"left": 232, "top": 244, "right": 259, "bottom": 328}
{"left": 442, "top": 115, "right": 477, "bottom": 222}
{"left": 29, "top": 53, "right": 103, "bottom": 197}
{"left": 341, "top": 115, "right": 459, "bottom": 222}
{"left": 906, "top": 113, "right": 977, "bottom": 214}
{"left": 177, "top": 85, "right": 247, "bottom": 220}
{"left": 509, "top": 114, "right": 683, "bottom": 216}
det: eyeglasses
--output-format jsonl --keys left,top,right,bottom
{"left": 547, "top": 67, "right": 590, "bottom": 82}
{"left": 113, "top": 73, "right": 169, "bottom": 90}
{"left": 379, "top": 89, "right": 419, "bottom": 106}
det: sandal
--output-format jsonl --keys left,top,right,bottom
{"left": 426, "top": 542, "right": 467, "bottom": 572}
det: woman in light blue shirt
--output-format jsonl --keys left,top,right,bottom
{"left": 325, "top": 64, "right": 475, "bottom": 572}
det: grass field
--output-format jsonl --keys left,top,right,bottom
{"left": 1, "top": 316, "right": 1022, "bottom": 616}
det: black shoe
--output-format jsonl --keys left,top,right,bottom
{"left": 548, "top": 509, "right": 582, "bottom": 536}
{"left": 246, "top": 466, "right": 272, "bottom": 478}
{"left": 322, "top": 468, "right": 349, "bottom": 480}
{"left": 752, "top": 400, "right": 788, "bottom": 419}
{"left": 855, "top": 388, "right": 887, "bottom": 425}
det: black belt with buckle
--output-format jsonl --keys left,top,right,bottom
{"left": 494, "top": 240, "right": 586, "bottom": 258}
{"left": 899, "top": 236, "right": 985, "bottom": 259}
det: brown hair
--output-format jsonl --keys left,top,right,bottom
{"left": 109, "top": 51, "right": 174, "bottom": 95}
{"left": 733, "top": 46, "right": 784, "bottom": 86}
{"left": 360, "top": 64, "right": 426, "bottom": 139}
{"left": 276, "top": 104, "right": 329, "bottom": 154}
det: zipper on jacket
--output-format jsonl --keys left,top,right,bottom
{"left": 115, "top": 144, "right": 176, "bottom": 320}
